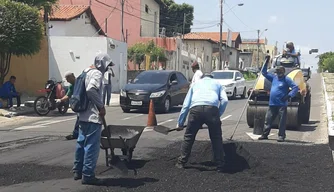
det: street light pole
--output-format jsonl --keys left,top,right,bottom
{"left": 218, "top": 0, "right": 223, "bottom": 70}
{"left": 257, "top": 29, "right": 260, "bottom": 69}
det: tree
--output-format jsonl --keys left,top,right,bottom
{"left": 0, "top": 0, "right": 43, "bottom": 85}
{"left": 318, "top": 52, "right": 334, "bottom": 72}
{"left": 128, "top": 41, "right": 167, "bottom": 70}
{"left": 160, "top": 0, "right": 194, "bottom": 37}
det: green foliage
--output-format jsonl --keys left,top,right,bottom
{"left": 160, "top": 0, "right": 194, "bottom": 37}
{"left": 0, "top": 0, "right": 43, "bottom": 84}
{"left": 318, "top": 52, "right": 334, "bottom": 72}
{"left": 128, "top": 41, "right": 167, "bottom": 68}
{"left": 14, "top": 0, "right": 57, "bottom": 12}
{"left": 242, "top": 71, "right": 257, "bottom": 80}
{"left": 0, "top": 0, "right": 43, "bottom": 55}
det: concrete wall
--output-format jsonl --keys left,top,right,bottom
{"left": 5, "top": 37, "right": 49, "bottom": 96}
{"left": 140, "top": 0, "right": 160, "bottom": 37}
{"left": 49, "top": 13, "right": 99, "bottom": 37}
{"left": 48, "top": 36, "right": 127, "bottom": 93}
{"left": 183, "top": 40, "right": 213, "bottom": 73}
{"left": 239, "top": 52, "right": 253, "bottom": 69}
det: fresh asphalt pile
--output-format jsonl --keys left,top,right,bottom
{"left": 80, "top": 141, "right": 334, "bottom": 192}
{"left": 0, "top": 140, "right": 334, "bottom": 192}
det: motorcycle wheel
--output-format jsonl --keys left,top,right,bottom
{"left": 58, "top": 100, "right": 69, "bottom": 115}
{"left": 34, "top": 96, "right": 51, "bottom": 116}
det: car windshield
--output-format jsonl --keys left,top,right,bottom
{"left": 212, "top": 72, "right": 234, "bottom": 79}
{"left": 133, "top": 71, "right": 169, "bottom": 84}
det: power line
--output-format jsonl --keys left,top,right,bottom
{"left": 93, "top": 1, "right": 216, "bottom": 31}
{"left": 224, "top": 1, "right": 253, "bottom": 30}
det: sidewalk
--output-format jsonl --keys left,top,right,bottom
{"left": 109, "top": 93, "right": 120, "bottom": 106}
{"left": 322, "top": 73, "right": 334, "bottom": 153}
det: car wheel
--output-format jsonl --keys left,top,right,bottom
{"left": 241, "top": 87, "right": 246, "bottom": 99}
{"left": 163, "top": 96, "right": 171, "bottom": 113}
{"left": 122, "top": 108, "right": 130, "bottom": 113}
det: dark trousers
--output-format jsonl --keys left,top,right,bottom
{"left": 2, "top": 95, "right": 21, "bottom": 108}
{"left": 178, "top": 105, "right": 225, "bottom": 166}
{"left": 103, "top": 84, "right": 112, "bottom": 105}
{"left": 72, "top": 115, "right": 80, "bottom": 138}
{"left": 263, "top": 106, "right": 287, "bottom": 138}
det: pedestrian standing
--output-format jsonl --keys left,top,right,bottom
{"left": 190, "top": 61, "right": 203, "bottom": 87}
{"left": 258, "top": 57, "right": 299, "bottom": 142}
{"left": 72, "top": 53, "right": 111, "bottom": 185}
{"left": 175, "top": 73, "right": 229, "bottom": 172}
{"left": 102, "top": 63, "right": 115, "bottom": 106}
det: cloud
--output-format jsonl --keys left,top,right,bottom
{"left": 268, "top": 16, "right": 278, "bottom": 23}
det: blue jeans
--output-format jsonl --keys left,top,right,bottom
{"left": 72, "top": 115, "right": 79, "bottom": 138}
{"left": 103, "top": 84, "right": 112, "bottom": 105}
{"left": 73, "top": 121, "right": 102, "bottom": 179}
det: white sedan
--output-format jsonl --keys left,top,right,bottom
{"left": 211, "top": 70, "right": 247, "bottom": 99}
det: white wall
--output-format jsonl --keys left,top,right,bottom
{"left": 49, "top": 13, "right": 99, "bottom": 37}
{"left": 184, "top": 40, "right": 213, "bottom": 73}
{"left": 140, "top": 0, "right": 160, "bottom": 37}
{"left": 49, "top": 36, "right": 127, "bottom": 93}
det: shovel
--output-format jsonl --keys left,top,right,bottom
{"left": 153, "top": 125, "right": 187, "bottom": 135}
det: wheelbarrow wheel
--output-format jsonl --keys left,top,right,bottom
{"left": 122, "top": 148, "right": 134, "bottom": 161}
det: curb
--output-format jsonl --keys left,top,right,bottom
{"left": 321, "top": 75, "right": 334, "bottom": 151}
{"left": 0, "top": 108, "right": 35, "bottom": 118}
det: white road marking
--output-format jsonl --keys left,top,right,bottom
{"left": 13, "top": 117, "right": 77, "bottom": 130}
{"left": 158, "top": 119, "right": 174, "bottom": 125}
{"left": 221, "top": 115, "right": 232, "bottom": 121}
{"left": 122, "top": 114, "right": 143, "bottom": 120}
{"left": 246, "top": 132, "right": 274, "bottom": 140}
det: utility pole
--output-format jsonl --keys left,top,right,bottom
{"left": 257, "top": 29, "right": 260, "bottom": 69}
{"left": 121, "top": 0, "right": 125, "bottom": 42}
{"left": 218, "top": 0, "right": 223, "bottom": 70}
{"left": 182, "top": 13, "right": 187, "bottom": 39}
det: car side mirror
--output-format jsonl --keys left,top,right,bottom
{"left": 171, "top": 80, "right": 178, "bottom": 85}
{"left": 236, "top": 77, "right": 242, "bottom": 80}
{"left": 128, "top": 79, "right": 132, "bottom": 83}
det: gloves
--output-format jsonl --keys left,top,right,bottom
{"left": 55, "top": 99, "right": 61, "bottom": 103}
{"left": 281, "top": 95, "right": 291, "bottom": 102}
{"left": 175, "top": 124, "right": 184, "bottom": 131}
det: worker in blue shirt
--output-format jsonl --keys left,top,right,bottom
{"left": 175, "top": 73, "right": 228, "bottom": 172}
{"left": 258, "top": 58, "right": 299, "bottom": 142}
{"left": 0, "top": 76, "right": 21, "bottom": 110}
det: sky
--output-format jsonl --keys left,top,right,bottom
{"left": 174, "top": 0, "right": 334, "bottom": 71}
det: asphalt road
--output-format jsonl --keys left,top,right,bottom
{"left": 0, "top": 75, "right": 332, "bottom": 192}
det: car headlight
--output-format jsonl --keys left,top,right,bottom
{"left": 225, "top": 83, "right": 234, "bottom": 87}
{"left": 120, "top": 89, "right": 127, "bottom": 97}
{"left": 150, "top": 90, "right": 166, "bottom": 98}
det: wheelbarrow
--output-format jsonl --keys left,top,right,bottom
{"left": 100, "top": 117, "right": 145, "bottom": 174}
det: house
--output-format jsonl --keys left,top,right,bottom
{"left": 46, "top": 5, "right": 105, "bottom": 36}
{"left": 183, "top": 32, "right": 242, "bottom": 70}
{"left": 57, "top": 0, "right": 164, "bottom": 45}
{"left": 240, "top": 38, "right": 267, "bottom": 67}
{"left": 43, "top": 4, "right": 128, "bottom": 92}
{"left": 186, "top": 32, "right": 242, "bottom": 49}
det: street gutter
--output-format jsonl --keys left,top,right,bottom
{"left": 321, "top": 74, "right": 334, "bottom": 159}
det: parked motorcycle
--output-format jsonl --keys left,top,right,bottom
{"left": 34, "top": 79, "right": 69, "bottom": 116}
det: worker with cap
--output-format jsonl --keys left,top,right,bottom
{"left": 258, "top": 56, "right": 299, "bottom": 142}
{"left": 72, "top": 53, "right": 110, "bottom": 185}
{"left": 55, "top": 71, "right": 78, "bottom": 140}
{"left": 190, "top": 61, "right": 203, "bottom": 87}
{"left": 283, "top": 41, "right": 301, "bottom": 65}
{"left": 175, "top": 73, "right": 228, "bottom": 172}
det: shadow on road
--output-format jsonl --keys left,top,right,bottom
{"left": 99, "top": 177, "right": 159, "bottom": 188}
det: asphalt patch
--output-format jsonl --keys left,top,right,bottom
{"left": 80, "top": 141, "right": 334, "bottom": 192}
{"left": 1, "top": 141, "right": 334, "bottom": 192}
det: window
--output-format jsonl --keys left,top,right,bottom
{"left": 176, "top": 72, "right": 188, "bottom": 83}
{"left": 145, "top": 4, "right": 149, "bottom": 13}
{"left": 169, "top": 73, "right": 177, "bottom": 83}
{"left": 206, "top": 55, "right": 209, "bottom": 62}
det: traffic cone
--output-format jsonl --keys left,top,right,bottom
{"left": 147, "top": 99, "right": 157, "bottom": 127}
